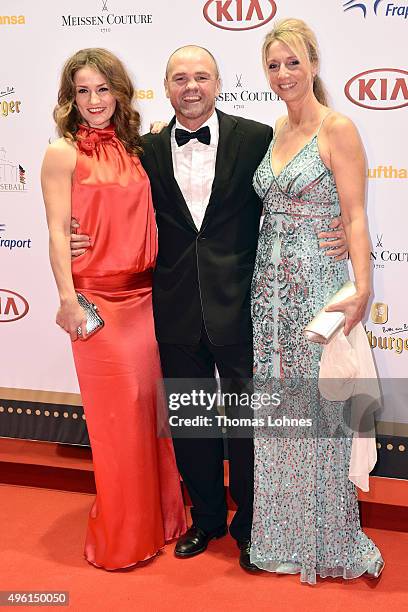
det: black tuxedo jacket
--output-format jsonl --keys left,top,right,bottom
{"left": 142, "top": 109, "right": 273, "bottom": 346}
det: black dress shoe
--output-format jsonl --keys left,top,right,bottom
{"left": 174, "top": 525, "right": 227, "bottom": 558}
{"left": 237, "top": 539, "right": 262, "bottom": 572}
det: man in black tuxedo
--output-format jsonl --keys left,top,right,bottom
{"left": 71, "top": 45, "right": 346, "bottom": 571}
{"left": 142, "top": 45, "right": 272, "bottom": 571}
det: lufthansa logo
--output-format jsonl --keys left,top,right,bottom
{"left": 368, "top": 165, "right": 408, "bottom": 178}
{"left": 134, "top": 89, "right": 154, "bottom": 100}
{"left": 0, "top": 15, "right": 25, "bottom": 25}
{"left": 203, "top": 0, "right": 277, "bottom": 31}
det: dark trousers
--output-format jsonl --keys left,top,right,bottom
{"left": 159, "top": 328, "right": 254, "bottom": 542}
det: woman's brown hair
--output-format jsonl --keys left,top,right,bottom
{"left": 262, "top": 18, "right": 329, "bottom": 106}
{"left": 53, "top": 48, "right": 143, "bottom": 156}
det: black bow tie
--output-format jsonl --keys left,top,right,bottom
{"left": 175, "top": 125, "right": 211, "bottom": 147}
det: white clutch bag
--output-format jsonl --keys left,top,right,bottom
{"left": 304, "top": 281, "right": 356, "bottom": 344}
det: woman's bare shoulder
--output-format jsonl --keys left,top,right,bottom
{"left": 43, "top": 137, "right": 76, "bottom": 172}
{"left": 323, "top": 111, "right": 365, "bottom": 168}
{"left": 325, "top": 111, "right": 359, "bottom": 137}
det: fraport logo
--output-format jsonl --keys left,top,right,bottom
{"left": 343, "top": 0, "right": 408, "bottom": 18}
{"left": 0, "top": 224, "right": 32, "bottom": 251}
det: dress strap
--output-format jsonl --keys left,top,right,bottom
{"left": 275, "top": 113, "right": 331, "bottom": 141}
{"left": 316, "top": 112, "right": 332, "bottom": 136}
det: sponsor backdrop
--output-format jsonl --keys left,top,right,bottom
{"left": 0, "top": 1, "right": 407, "bottom": 472}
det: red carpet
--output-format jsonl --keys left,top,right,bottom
{"left": 1, "top": 484, "right": 407, "bottom": 612}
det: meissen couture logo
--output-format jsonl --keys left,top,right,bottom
{"left": 61, "top": 0, "right": 152, "bottom": 30}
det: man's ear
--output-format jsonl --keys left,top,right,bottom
{"left": 215, "top": 77, "right": 221, "bottom": 99}
{"left": 164, "top": 78, "right": 170, "bottom": 99}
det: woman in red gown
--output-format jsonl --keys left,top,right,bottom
{"left": 41, "top": 48, "right": 186, "bottom": 569}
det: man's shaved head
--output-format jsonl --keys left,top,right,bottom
{"left": 165, "top": 45, "right": 220, "bottom": 79}
{"left": 164, "top": 44, "right": 221, "bottom": 131}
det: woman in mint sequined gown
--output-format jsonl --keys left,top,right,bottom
{"left": 250, "top": 19, "right": 383, "bottom": 584}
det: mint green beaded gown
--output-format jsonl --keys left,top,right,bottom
{"left": 249, "top": 123, "right": 382, "bottom": 584}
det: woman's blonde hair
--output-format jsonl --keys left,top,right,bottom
{"left": 262, "top": 18, "right": 328, "bottom": 106}
{"left": 53, "top": 48, "right": 143, "bottom": 156}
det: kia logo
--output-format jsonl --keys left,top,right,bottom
{"left": 345, "top": 68, "right": 408, "bottom": 110}
{"left": 203, "top": 0, "right": 277, "bottom": 31}
{"left": 0, "top": 289, "right": 29, "bottom": 322}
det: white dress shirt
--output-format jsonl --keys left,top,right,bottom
{"left": 171, "top": 111, "right": 219, "bottom": 231}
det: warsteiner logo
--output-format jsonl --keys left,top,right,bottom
{"left": 203, "top": 0, "right": 277, "bottom": 31}
{"left": 0, "top": 289, "right": 29, "bottom": 322}
{"left": 345, "top": 69, "right": 408, "bottom": 110}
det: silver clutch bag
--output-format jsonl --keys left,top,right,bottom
{"left": 304, "top": 281, "right": 356, "bottom": 344}
{"left": 76, "top": 292, "right": 104, "bottom": 339}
